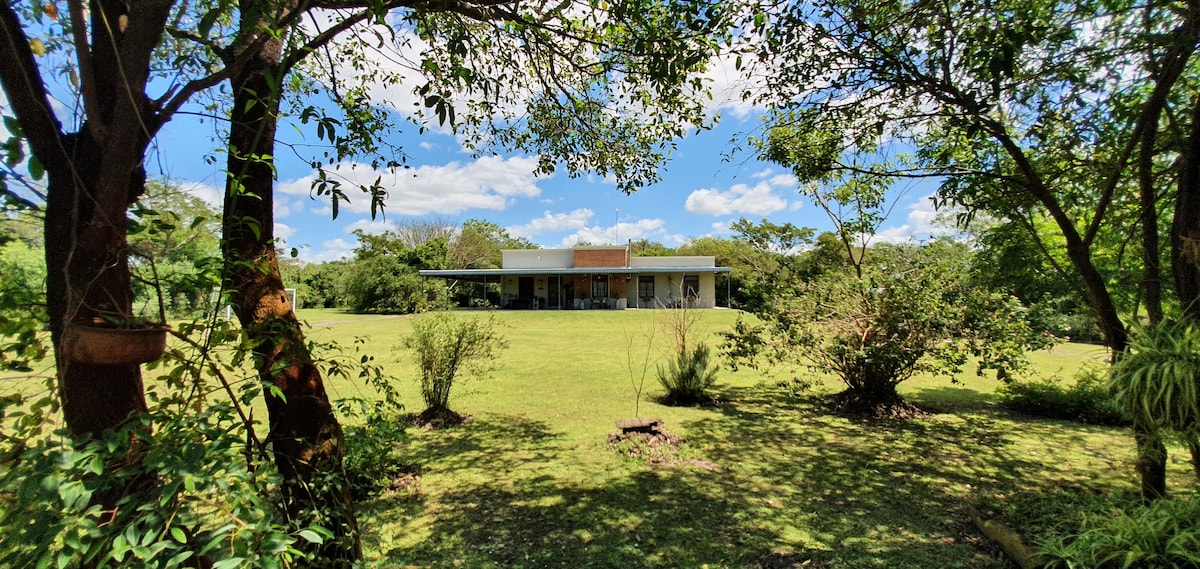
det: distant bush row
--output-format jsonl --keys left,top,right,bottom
{"left": 998, "top": 365, "right": 1129, "bottom": 427}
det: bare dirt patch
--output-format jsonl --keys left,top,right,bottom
{"left": 386, "top": 471, "right": 421, "bottom": 494}
{"left": 410, "top": 408, "right": 476, "bottom": 430}
{"left": 606, "top": 418, "right": 718, "bottom": 471}
{"left": 827, "top": 390, "right": 930, "bottom": 420}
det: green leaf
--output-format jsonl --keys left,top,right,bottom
{"left": 4, "top": 116, "right": 22, "bottom": 137}
{"left": 297, "top": 529, "right": 324, "bottom": 544}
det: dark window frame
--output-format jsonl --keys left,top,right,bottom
{"left": 592, "top": 275, "right": 609, "bottom": 298}
{"left": 638, "top": 275, "right": 655, "bottom": 299}
{"left": 682, "top": 275, "right": 700, "bottom": 299}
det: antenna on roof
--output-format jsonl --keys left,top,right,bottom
{"left": 614, "top": 208, "right": 620, "bottom": 244}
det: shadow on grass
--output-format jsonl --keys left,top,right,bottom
{"left": 906, "top": 385, "right": 1004, "bottom": 413}
{"left": 361, "top": 387, "right": 1133, "bottom": 568}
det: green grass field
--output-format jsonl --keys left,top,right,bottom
{"left": 290, "top": 308, "right": 1193, "bottom": 569}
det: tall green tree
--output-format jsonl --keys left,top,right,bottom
{"left": 0, "top": 4, "right": 265, "bottom": 544}
{"left": 745, "top": 0, "right": 1200, "bottom": 499}
{"left": 450, "top": 218, "right": 536, "bottom": 270}
{"left": 744, "top": 126, "right": 1047, "bottom": 412}
{"left": 200, "top": 1, "right": 734, "bottom": 556}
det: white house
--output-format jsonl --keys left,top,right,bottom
{"left": 419, "top": 245, "right": 731, "bottom": 309}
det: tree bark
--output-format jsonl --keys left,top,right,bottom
{"left": 46, "top": 131, "right": 149, "bottom": 438}
{"left": 0, "top": 0, "right": 171, "bottom": 440}
{"left": 0, "top": 2, "right": 168, "bottom": 562}
{"left": 1174, "top": 83, "right": 1200, "bottom": 321}
{"left": 222, "top": 1, "right": 360, "bottom": 564}
{"left": 1134, "top": 421, "right": 1168, "bottom": 501}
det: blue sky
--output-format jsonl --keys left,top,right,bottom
{"left": 149, "top": 103, "right": 948, "bottom": 264}
{"left": 9, "top": 14, "right": 950, "bottom": 265}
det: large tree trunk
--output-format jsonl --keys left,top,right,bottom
{"left": 45, "top": 132, "right": 149, "bottom": 438}
{"left": 1, "top": 2, "right": 164, "bottom": 543}
{"left": 1175, "top": 87, "right": 1200, "bottom": 322}
{"left": 221, "top": 3, "right": 360, "bottom": 564}
{"left": 1173, "top": 71, "right": 1200, "bottom": 494}
{"left": 0, "top": 0, "right": 173, "bottom": 563}
{"left": 43, "top": 131, "right": 155, "bottom": 549}
{"left": 1, "top": 0, "right": 157, "bottom": 442}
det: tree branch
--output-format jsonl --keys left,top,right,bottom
{"left": 0, "top": 1, "right": 67, "bottom": 167}
{"left": 1084, "top": 1, "right": 1200, "bottom": 248}
{"left": 68, "top": 0, "right": 105, "bottom": 142}
{"left": 166, "top": 27, "right": 234, "bottom": 65}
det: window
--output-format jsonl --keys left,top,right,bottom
{"left": 592, "top": 275, "right": 609, "bottom": 298}
{"left": 682, "top": 275, "right": 700, "bottom": 300}
{"left": 638, "top": 276, "right": 655, "bottom": 299}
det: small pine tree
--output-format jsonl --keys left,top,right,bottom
{"left": 657, "top": 343, "right": 719, "bottom": 405}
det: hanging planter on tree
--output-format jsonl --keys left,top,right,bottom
{"left": 63, "top": 320, "right": 169, "bottom": 365}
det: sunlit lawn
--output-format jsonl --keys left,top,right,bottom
{"left": 292, "top": 308, "right": 1194, "bottom": 569}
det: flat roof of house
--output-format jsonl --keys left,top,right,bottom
{"left": 419, "top": 266, "right": 731, "bottom": 282}
{"left": 502, "top": 246, "right": 626, "bottom": 252}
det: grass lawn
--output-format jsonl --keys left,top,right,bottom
{"left": 293, "top": 308, "right": 1195, "bottom": 569}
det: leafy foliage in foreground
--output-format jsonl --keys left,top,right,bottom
{"left": 0, "top": 381, "right": 311, "bottom": 569}
{"left": 1109, "top": 320, "right": 1200, "bottom": 434}
{"left": 0, "top": 313, "right": 406, "bottom": 568}
{"left": 1041, "top": 496, "right": 1200, "bottom": 569}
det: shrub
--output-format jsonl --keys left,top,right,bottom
{"left": 1109, "top": 320, "right": 1200, "bottom": 433}
{"left": 999, "top": 366, "right": 1129, "bottom": 426}
{"left": 0, "top": 389, "right": 312, "bottom": 568}
{"left": 657, "top": 343, "right": 719, "bottom": 405}
{"left": 340, "top": 401, "right": 411, "bottom": 500}
{"left": 404, "top": 312, "right": 507, "bottom": 423}
{"left": 1041, "top": 496, "right": 1200, "bottom": 568}
{"left": 340, "top": 258, "right": 449, "bottom": 314}
{"left": 723, "top": 244, "right": 1051, "bottom": 415}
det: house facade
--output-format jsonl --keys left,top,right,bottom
{"left": 419, "top": 245, "right": 731, "bottom": 309}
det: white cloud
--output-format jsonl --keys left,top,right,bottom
{"left": 559, "top": 217, "right": 667, "bottom": 247}
{"left": 509, "top": 210, "right": 674, "bottom": 247}
{"left": 274, "top": 196, "right": 302, "bottom": 219}
{"left": 345, "top": 219, "right": 396, "bottom": 235}
{"left": 311, "top": 204, "right": 333, "bottom": 216}
{"left": 711, "top": 220, "right": 734, "bottom": 234}
{"left": 701, "top": 50, "right": 768, "bottom": 119}
{"left": 768, "top": 173, "right": 798, "bottom": 189}
{"left": 275, "top": 155, "right": 546, "bottom": 216}
{"left": 275, "top": 223, "right": 295, "bottom": 246}
{"left": 303, "top": 238, "right": 358, "bottom": 263}
{"left": 874, "top": 195, "right": 956, "bottom": 243}
{"left": 508, "top": 208, "right": 594, "bottom": 238}
{"left": 751, "top": 169, "right": 798, "bottom": 188}
{"left": 180, "top": 181, "right": 224, "bottom": 208}
{"left": 685, "top": 181, "right": 789, "bottom": 216}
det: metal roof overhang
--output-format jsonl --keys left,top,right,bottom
{"left": 419, "top": 266, "right": 731, "bottom": 283}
